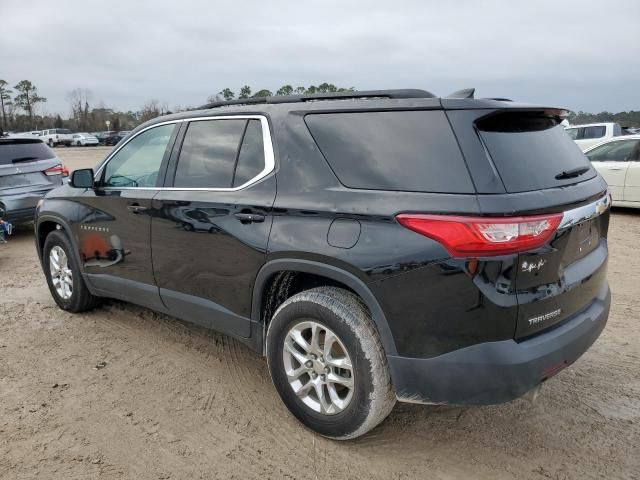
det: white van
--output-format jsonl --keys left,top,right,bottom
{"left": 565, "top": 123, "right": 623, "bottom": 151}
{"left": 40, "top": 128, "right": 73, "bottom": 147}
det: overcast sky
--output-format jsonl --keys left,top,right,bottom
{"left": 2, "top": 0, "right": 639, "bottom": 116}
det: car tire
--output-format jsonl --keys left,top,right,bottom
{"left": 43, "top": 229, "right": 99, "bottom": 313}
{"left": 266, "top": 287, "right": 396, "bottom": 440}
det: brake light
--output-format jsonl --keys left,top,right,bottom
{"left": 396, "top": 213, "right": 563, "bottom": 257}
{"left": 44, "top": 164, "right": 69, "bottom": 177}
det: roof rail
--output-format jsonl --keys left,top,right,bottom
{"left": 197, "top": 89, "right": 435, "bottom": 110}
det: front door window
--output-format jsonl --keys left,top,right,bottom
{"left": 102, "top": 124, "right": 175, "bottom": 188}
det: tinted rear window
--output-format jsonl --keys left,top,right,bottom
{"left": 305, "top": 110, "right": 474, "bottom": 193}
{"left": 0, "top": 140, "right": 53, "bottom": 165}
{"left": 477, "top": 112, "right": 596, "bottom": 193}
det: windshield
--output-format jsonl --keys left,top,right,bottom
{"left": 565, "top": 127, "right": 579, "bottom": 139}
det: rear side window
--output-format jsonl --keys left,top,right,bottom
{"left": 477, "top": 112, "right": 596, "bottom": 193}
{"left": 305, "top": 111, "right": 474, "bottom": 193}
{"left": 175, "top": 119, "right": 266, "bottom": 189}
{"left": 0, "top": 140, "right": 53, "bottom": 165}
{"left": 233, "top": 120, "right": 265, "bottom": 187}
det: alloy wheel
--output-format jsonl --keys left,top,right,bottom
{"left": 49, "top": 245, "right": 73, "bottom": 300}
{"left": 282, "top": 320, "right": 354, "bottom": 415}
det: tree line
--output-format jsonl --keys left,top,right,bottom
{"left": 0, "top": 80, "right": 355, "bottom": 133}
{"left": 208, "top": 83, "right": 354, "bottom": 102}
{"left": 567, "top": 111, "right": 640, "bottom": 128}
{"left": 2, "top": 78, "right": 639, "bottom": 133}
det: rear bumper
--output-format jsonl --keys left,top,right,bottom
{"left": 1, "top": 189, "right": 54, "bottom": 223}
{"left": 388, "top": 283, "right": 610, "bottom": 405}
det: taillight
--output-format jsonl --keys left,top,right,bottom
{"left": 44, "top": 164, "right": 69, "bottom": 177}
{"left": 396, "top": 213, "right": 563, "bottom": 257}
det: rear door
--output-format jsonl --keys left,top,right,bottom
{"left": 76, "top": 122, "right": 178, "bottom": 309}
{"left": 585, "top": 139, "right": 636, "bottom": 200}
{"left": 151, "top": 116, "right": 276, "bottom": 337}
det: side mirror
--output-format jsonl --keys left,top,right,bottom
{"left": 70, "top": 168, "right": 95, "bottom": 188}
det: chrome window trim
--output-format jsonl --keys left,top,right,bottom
{"left": 559, "top": 192, "right": 611, "bottom": 230}
{"left": 95, "top": 115, "right": 275, "bottom": 192}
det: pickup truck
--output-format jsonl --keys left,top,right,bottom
{"left": 565, "top": 122, "right": 623, "bottom": 151}
{"left": 40, "top": 128, "right": 74, "bottom": 147}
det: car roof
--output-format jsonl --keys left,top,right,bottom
{"left": 137, "top": 89, "right": 567, "bottom": 134}
{"left": 566, "top": 122, "right": 618, "bottom": 128}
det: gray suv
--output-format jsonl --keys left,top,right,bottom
{"left": 0, "top": 138, "right": 67, "bottom": 223}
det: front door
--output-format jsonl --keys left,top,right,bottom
{"left": 77, "top": 122, "right": 178, "bottom": 309}
{"left": 151, "top": 116, "right": 276, "bottom": 337}
{"left": 623, "top": 141, "right": 640, "bottom": 203}
{"left": 585, "top": 139, "right": 635, "bottom": 201}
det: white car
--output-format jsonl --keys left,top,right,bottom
{"left": 71, "top": 132, "right": 99, "bottom": 146}
{"left": 565, "top": 122, "right": 623, "bottom": 151}
{"left": 40, "top": 128, "right": 73, "bottom": 147}
{"left": 585, "top": 135, "right": 640, "bottom": 208}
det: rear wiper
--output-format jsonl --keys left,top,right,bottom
{"left": 11, "top": 156, "right": 40, "bottom": 163}
{"left": 555, "top": 166, "right": 590, "bottom": 180}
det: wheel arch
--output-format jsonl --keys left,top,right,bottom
{"left": 36, "top": 215, "right": 81, "bottom": 268}
{"left": 252, "top": 259, "right": 398, "bottom": 357}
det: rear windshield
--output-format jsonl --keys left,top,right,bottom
{"left": 55, "top": 129, "right": 72, "bottom": 134}
{"left": 477, "top": 112, "right": 596, "bottom": 193}
{"left": 0, "top": 140, "right": 53, "bottom": 165}
{"left": 305, "top": 110, "right": 474, "bottom": 193}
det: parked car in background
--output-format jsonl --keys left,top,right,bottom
{"left": 565, "top": 122, "right": 623, "bottom": 151}
{"left": 104, "top": 132, "right": 124, "bottom": 146}
{"left": 95, "top": 131, "right": 115, "bottom": 145}
{"left": 40, "top": 128, "right": 73, "bottom": 147}
{"left": 0, "top": 138, "right": 68, "bottom": 224}
{"left": 72, "top": 133, "right": 99, "bottom": 146}
{"left": 585, "top": 135, "right": 640, "bottom": 207}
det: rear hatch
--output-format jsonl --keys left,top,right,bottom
{"left": 0, "top": 139, "right": 64, "bottom": 194}
{"left": 470, "top": 109, "right": 609, "bottom": 339}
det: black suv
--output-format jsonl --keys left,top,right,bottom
{"left": 35, "top": 89, "right": 611, "bottom": 439}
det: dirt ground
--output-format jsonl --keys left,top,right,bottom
{"left": 0, "top": 147, "right": 638, "bottom": 479}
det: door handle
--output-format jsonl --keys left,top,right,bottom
{"left": 234, "top": 212, "right": 265, "bottom": 223}
{"left": 606, "top": 167, "right": 623, "bottom": 171}
{"left": 127, "top": 204, "right": 147, "bottom": 214}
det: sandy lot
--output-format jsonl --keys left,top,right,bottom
{"left": 0, "top": 147, "right": 638, "bottom": 479}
